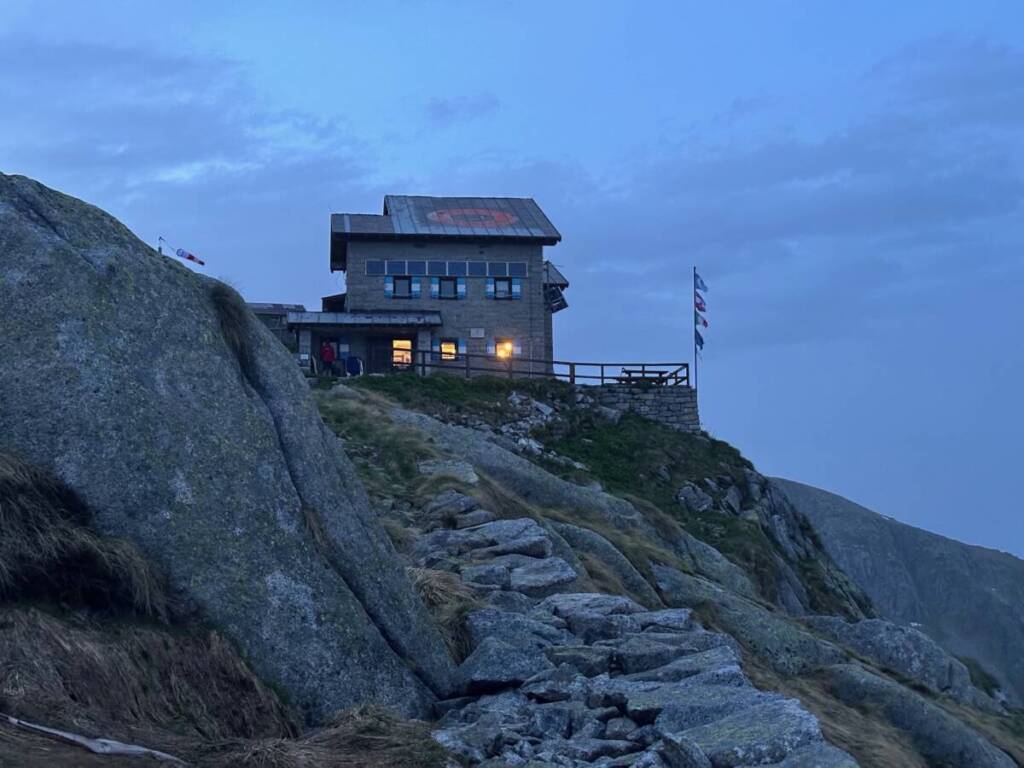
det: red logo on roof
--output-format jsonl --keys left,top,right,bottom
{"left": 427, "top": 208, "right": 518, "bottom": 228}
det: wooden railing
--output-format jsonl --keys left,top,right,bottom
{"left": 394, "top": 350, "right": 690, "bottom": 386}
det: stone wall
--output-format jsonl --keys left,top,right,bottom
{"left": 592, "top": 384, "right": 700, "bottom": 433}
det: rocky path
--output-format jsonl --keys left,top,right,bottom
{"left": 416, "top": 492, "right": 858, "bottom": 767}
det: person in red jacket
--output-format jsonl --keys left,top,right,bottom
{"left": 320, "top": 340, "right": 337, "bottom": 375}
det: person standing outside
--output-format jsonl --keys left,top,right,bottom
{"left": 319, "top": 340, "right": 337, "bottom": 376}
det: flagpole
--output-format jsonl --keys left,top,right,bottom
{"left": 692, "top": 265, "right": 698, "bottom": 392}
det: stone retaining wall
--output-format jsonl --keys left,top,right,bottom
{"left": 591, "top": 384, "right": 700, "bottom": 433}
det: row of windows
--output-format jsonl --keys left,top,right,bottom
{"left": 385, "top": 276, "right": 522, "bottom": 300}
{"left": 366, "top": 259, "right": 528, "bottom": 278}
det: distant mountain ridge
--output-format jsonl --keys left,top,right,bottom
{"left": 774, "top": 477, "right": 1024, "bottom": 706}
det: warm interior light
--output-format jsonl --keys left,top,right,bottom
{"left": 495, "top": 340, "right": 513, "bottom": 359}
{"left": 440, "top": 341, "right": 457, "bottom": 360}
{"left": 392, "top": 339, "right": 412, "bottom": 366}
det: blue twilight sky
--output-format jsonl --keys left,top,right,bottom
{"left": 2, "top": 2, "right": 1023, "bottom": 556}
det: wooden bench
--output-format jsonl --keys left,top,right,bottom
{"left": 618, "top": 368, "right": 672, "bottom": 385}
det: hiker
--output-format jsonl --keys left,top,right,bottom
{"left": 320, "top": 340, "right": 337, "bottom": 376}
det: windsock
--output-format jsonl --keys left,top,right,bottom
{"left": 175, "top": 247, "right": 206, "bottom": 266}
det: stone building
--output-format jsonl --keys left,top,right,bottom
{"left": 279, "top": 196, "right": 569, "bottom": 375}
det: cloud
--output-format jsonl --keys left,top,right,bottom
{"left": 0, "top": 37, "right": 376, "bottom": 302}
{"left": 423, "top": 93, "right": 500, "bottom": 125}
{"left": 413, "top": 38, "right": 1024, "bottom": 356}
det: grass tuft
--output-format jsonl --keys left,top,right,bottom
{"left": 200, "top": 705, "right": 446, "bottom": 768}
{"left": 210, "top": 282, "right": 258, "bottom": 384}
{"left": 407, "top": 567, "right": 480, "bottom": 662}
{"left": 0, "top": 452, "right": 169, "bottom": 620}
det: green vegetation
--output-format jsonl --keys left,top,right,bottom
{"left": 533, "top": 412, "right": 789, "bottom": 599}
{"left": 958, "top": 656, "right": 1003, "bottom": 698}
{"left": 316, "top": 392, "right": 437, "bottom": 500}
{"left": 349, "top": 372, "right": 575, "bottom": 426}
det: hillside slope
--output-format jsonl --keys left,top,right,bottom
{"left": 774, "top": 478, "right": 1024, "bottom": 706}
{"left": 317, "top": 376, "right": 1024, "bottom": 767}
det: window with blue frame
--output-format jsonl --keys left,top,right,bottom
{"left": 447, "top": 261, "right": 467, "bottom": 276}
{"left": 393, "top": 276, "right": 412, "bottom": 298}
{"left": 386, "top": 260, "right": 406, "bottom": 275}
{"left": 488, "top": 262, "right": 508, "bottom": 277}
{"left": 428, "top": 260, "right": 447, "bottom": 275}
{"left": 407, "top": 260, "right": 426, "bottom": 275}
{"left": 439, "top": 276, "right": 457, "bottom": 299}
{"left": 365, "top": 260, "right": 385, "bottom": 275}
{"left": 508, "top": 262, "right": 527, "bottom": 277}
{"left": 467, "top": 261, "right": 487, "bottom": 277}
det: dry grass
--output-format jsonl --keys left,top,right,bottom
{"left": 0, "top": 606, "right": 296, "bottom": 748}
{"left": 210, "top": 282, "right": 257, "bottom": 383}
{"left": 743, "top": 660, "right": 929, "bottom": 768}
{"left": 382, "top": 517, "right": 417, "bottom": 553}
{"left": 407, "top": 567, "right": 480, "bottom": 662}
{"left": 0, "top": 452, "right": 169, "bottom": 620}
{"left": 200, "top": 706, "right": 447, "bottom": 768}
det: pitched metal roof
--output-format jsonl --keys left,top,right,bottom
{"left": 286, "top": 311, "right": 443, "bottom": 327}
{"left": 330, "top": 195, "right": 561, "bottom": 270}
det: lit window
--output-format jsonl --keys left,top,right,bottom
{"left": 392, "top": 339, "right": 412, "bottom": 367}
{"left": 393, "top": 276, "right": 412, "bottom": 298}
{"left": 493, "top": 277, "right": 512, "bottom": 299}
{"left": 440, "top": 339, "right": 458, "bottom": 360}
{"left": 495, "top": 339, "right": 514, "bottom": 359}
{"left": 439, "top": 277, "right": 457, "bottom": 299}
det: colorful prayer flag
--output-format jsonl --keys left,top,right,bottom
{"left": 695, "top": 311, "right": 708, "bottom": 328}
{"left": 695, "top": 329, "right": 704, "bottom": 350}
{"left": 694, "top": 292, "right": 706, "bottom": 312}
{"left": 695, "top": 272, "right": 708, "bottom": 292}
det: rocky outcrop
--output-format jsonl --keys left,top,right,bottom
{"left": 0, "top": 174, "right": 454, "bottom": 722}
{"left": 775, "top": 478, "right": 1024, "bottom": 706}
{"left": 805, "top": 616, "right": 1001, "bottom": 712}
{"left": 420, "top": 511, "right": 857, "bottom": 766}
{"left": 823, "top": 664, "right": 1015, "bottom": 768}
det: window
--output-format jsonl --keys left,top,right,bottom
{"left": 508, "top": 262, "right": 527, "bottom": 277}
{"left": 438, "top": 276, "right": 458, "bottom": 299}
{"left": 447, "top": 261, "right": 467, "bottom": 276}
{"left": 488, "top": 262, "right": 508, "bottom": 277}
{"left": 407, "top": 260, "right": 426, "bottom": 275}
{"left": 365, "top": 260, "right": 385, "bottom": 275}
{"left": 386, "top": 260, "right": 406, "bottom": 275}
{"left": 467, "top": 261, "right": 487, "bottom": 277}
{"left": 494, "top": 338, "right": 514, "bottom": 359}
{"left": 440, "top": 339, "right": 458, "bottom": 361}
{"left": 428, "top": 260, "right": 447, "bottom": 275}
{"left": 392, "top": 339, "right": 412, "bottom": 367}
{"left": 393, "top": 276, "right": 412, "bottom": 298}
{"left": 493, "top": 277, "right": 512, "bottom": 299}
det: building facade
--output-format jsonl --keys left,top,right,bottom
{"left": 280, "top": 196, "right": 569, "bottom": 376}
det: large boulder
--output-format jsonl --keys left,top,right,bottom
{"left": 0, "top": 174, "right": 454, "bottom": 722}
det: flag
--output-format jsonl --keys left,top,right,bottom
{"left": 695, "top": 311, "right": 708, "bottom": 328}
{"left": 175, "top": 247, "right": 206, "bottom": 266}
{"left": 695, "top": 272, "right": 708, "bottom": 292}
{"left": 694, "top": 292, "right": 706, "bottom": 312}
{"left": 695, "top": 329, "right": 704, "bottom": 350}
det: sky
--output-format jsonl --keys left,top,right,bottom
{"left": 2, "top": 1, "right": 1023, "bottom": 556}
